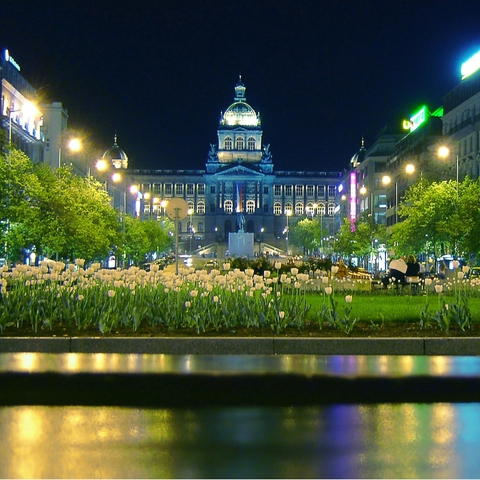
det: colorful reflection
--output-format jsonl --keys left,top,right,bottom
{"left": 1, "top": 404, "right": 480, "bottom": 478}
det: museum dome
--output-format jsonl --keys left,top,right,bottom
{"left": 220, "top": 77, "right": 260, "bottom": 127}
{"left": 101, "top": 135, "right": 128, "bottom": 169}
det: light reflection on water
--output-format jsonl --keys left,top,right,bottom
{"left": 1, "top": 403, "right": 480, "bottom": 479}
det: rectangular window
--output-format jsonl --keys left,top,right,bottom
{"left": 295, "top": 185, "right": 303, "bottom": 197}
{"left": 263, "top": 186, "right": 269, "bottom": 194}
{"left": 164, "top": 184, "right": 173, "bottom": 196}
{"left": 328, "top": 185, "right": 336, "bottom": 197}
{"left": 285, "top": 185, "right": 293, "bottom": 196}
{"left": 186, "top": 183, "right": 194, "bottom": 196}
{"left": 175, "top": 184, "right": 183, "bottom": 195}
{"left": 197, "top": 184, "right": 205, "bottom": 195}
{"left": 317, "top": 185, "right": 325, "bottom": 197}
{"left": 153, "top": 183, "right": 162, "bottom": 194}
{"left": 306, "top": 185, "right": 314, "bottom": 197}
{"left": 210, "top": 204, "right": 216, "bottom": 213}
{"left": 210, "top": 185, "right": 216, "bottom": 194}
{"left": 274, "top": 185, "right": 282, "bottom": 196}
{"left": 142, "top": 183, "right": 151, "bottom": 193}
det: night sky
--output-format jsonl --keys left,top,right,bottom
{"left": 3, "top": 0, "right": 480, "bottom": 172}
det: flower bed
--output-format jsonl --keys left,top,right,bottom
{"left": 0, "top": 260, "right": 479, "bottom": 336}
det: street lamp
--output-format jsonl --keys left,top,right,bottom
{"left": 285, "top": 209, "right": 292, "bottom": 256}
{"left": 438, "top": 146, "right": 459, "bottom": 198}
{"left": 382, "top": 164, "right": 415, "bottom": 227}
{"left": 188, "top": 208, "right": 194, "bottom": 254}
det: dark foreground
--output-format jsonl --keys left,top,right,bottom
{"left": 2, "top": 353, "right": 480, "bottom": 478}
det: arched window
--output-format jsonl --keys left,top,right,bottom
{"left": 187, "top": 201, "right": 194, "bottom": 212}
{"left": 224, "top": 137, "right": 233, "bottom": 150}
{"left": 284, "top": 203, "right": 293, "bottom": 215}
{"left": 247, "top": 137, "right": 256, "bottom": 150}
{"left": 246, "top": 200, "right": 255, "bottom": 213}
{"left": 197, "top": 201, "right": 205, "bottom": 214}
{"left": 224, "top": 200, "right": 233, "bottom": 213}
{"left": 274, "top": 202, "right": 282, "bottom": 215}
{"left": 319, "top": 203, "right": 326, "bottom": 215}
{"left": 295, "top": 202, "right": 304, "bottom": 216}
{"left": 328, "top": 203, "right": 335, "bottom": 216}
{"left": 236, "top": 137, "right": 244, "bottom": 150}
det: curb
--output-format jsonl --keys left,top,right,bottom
{"left": 1, "top": 336, "right": 480, "bottom": 355}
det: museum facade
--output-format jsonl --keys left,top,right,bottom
{"left": 117, "top": 78, "right": 343, "bottom": 254}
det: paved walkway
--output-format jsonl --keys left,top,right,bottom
{"left": 1, "top": 335, "right": 480, "bottom": 355}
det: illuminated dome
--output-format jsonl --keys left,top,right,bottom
{"left": 102, "top": 135, "right": 128, "bottom": 169}
{"left": 220, "top": 77, "right": 260, "bottom": 127}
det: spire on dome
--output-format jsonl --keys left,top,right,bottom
{"left": 234, "top": 75, "right": 246, "bottom": 102}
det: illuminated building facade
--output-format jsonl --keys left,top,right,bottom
{"left": 127, "top": 78, "right": 342, "bottom": 254}
{"left": 0, "top": 49, "right": 45, "bottom": 163}
{"left": 442, "top": 50, "right": 480, "bottom": 180}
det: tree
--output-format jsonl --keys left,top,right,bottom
{"left": 393, "top": 180, "right": 462, "bottom": 258}
{"left": 22, "top": 164, "right": 122, "bottom": 262}
{"left": 0, "top": 138, "right": 43, "bottom": 264}
{"left": 335, "top": 217, "right": 372, "bottom": 262}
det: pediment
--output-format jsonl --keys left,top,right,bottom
{"left": 214, "top": 164, "right": 265, "bottom": 177}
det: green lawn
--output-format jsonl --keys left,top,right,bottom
{"left": 305, "top": 294, "right": 480, "bottom": 323}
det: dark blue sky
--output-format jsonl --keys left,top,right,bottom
{"left": 3, "top": 0, "right": 480, "bottom": 172}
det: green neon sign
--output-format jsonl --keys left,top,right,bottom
{"left": 407, "top": 106, "right": 428, "bottom": 132}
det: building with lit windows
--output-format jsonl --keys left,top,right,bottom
{"left": 442, "top": 49, "right": 480, "bottom": 180}
{"left": 1, "top": 48, "right": 45, "bottom": 163}
{"left": 123, "top": 78, "right": 343, "bottom": 255}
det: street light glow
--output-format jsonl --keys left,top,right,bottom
{"left": 68, "top": 138, "right": 82, "bottom": 152}
{"left": 96, "top": 159, "right": 108, "bottom": 171}
{"left": 405, "top": 163, "right": 415, "bottom": 175}
{"left": 438, "top": 146, "right": 450, "bottom": 158}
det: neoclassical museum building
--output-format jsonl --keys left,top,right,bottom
{"left": 106, "top": 78, "right": 343, "bottom": 254}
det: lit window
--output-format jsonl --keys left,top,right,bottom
{"left": 295, "top": 185, "right": 303, "bottom": 197}
{"left": 186, "top": 184, "right": 194, "bottom": 196}
{"left": 197, "top": 201, "right": 205, "bottom": 214}
{"left": 153, "top": 183, "right": 161, "bottom": 194}
{"left": 225, "top": 137, "right": 233, "bottom": 150}
{"left": 246, "top": 200, "right": 255, "bottom": 213}
{"left": 197, "top": 184, "right": 205, "bottom": 195}
{"left": 274, "top": 185, "right": 282, "bottom": 196}
{"left": 317, "top": 185, "right": 325, "bottom": 197}
{"left": 224, "top": 200, "right": 233, "bottom": 213}
{"left": 164, "top": 184, "right": 173, "bottom": 196}
{"left": 306, "top": 185, "right": 314, "bottom": 197}
{"left": 236, "top": 137, "right": 244, "bottom": 150}
{"left": 175, "top": 184, "right": 183, "bottom": 195}
{"left": 328, "top": 185, "right": 336, "bottom": 197}
{"left": 247, "top": 137, "right": 256, "bottom": 150}
{"left": 274, "top": 202, "right": 282, "bottom": 215}
{"left": 328, "top": 203, "right": 335, "bottom": 216}
{"left": 285, "top": 185, "right": 293, "bottom": 196}
{"left": 295, "top": 202, "right": 304, "bottom": 216}
{"left": 285, "top": 203, "right": 293, "bottom": 215}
